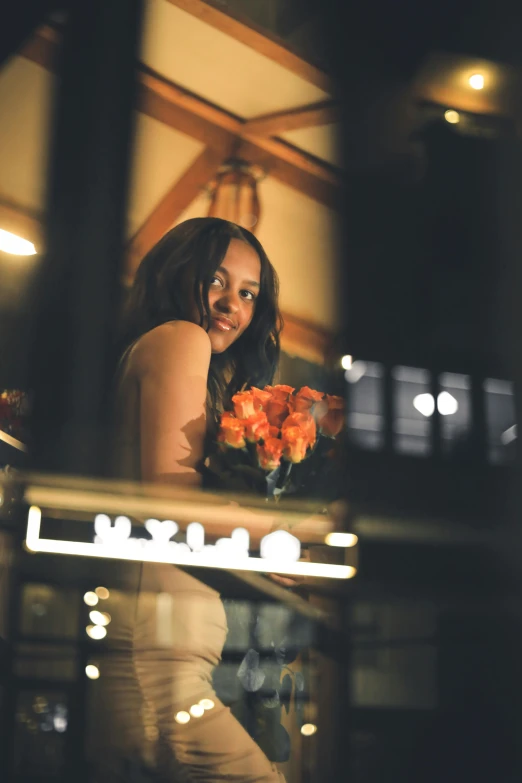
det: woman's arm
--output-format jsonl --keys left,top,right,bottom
{"left": 133, "top": 321, "right": 211, "bottom": 487}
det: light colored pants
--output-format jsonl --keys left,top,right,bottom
{"left": 88, "top": 563, "right": 285, "bottom": 783}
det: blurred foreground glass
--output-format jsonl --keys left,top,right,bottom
{"left": 392, "top": 366, "right": 432, "bottom": 456}
{"left": 345, "top": 361, "right": 384, "bottom": 450}
{"left": 483, "top": 378, "right": 517, "bottom": 464}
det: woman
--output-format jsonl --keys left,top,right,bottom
{"left": 94, "top": 218, "right": 287, "bottom": 781}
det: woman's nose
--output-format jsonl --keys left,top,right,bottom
{"left": 216, "top": 291, "right": 240, "bottom": 313}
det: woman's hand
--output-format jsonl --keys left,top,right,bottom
{"left": 267, "top": 548, "right": 311, "bottom": 588}
{"left": 266, "top": 499, "right": 350, "bottom": 588}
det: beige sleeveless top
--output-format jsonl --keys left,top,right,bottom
{"left": 111, "top": 342, "right": 142, "bottom": 481}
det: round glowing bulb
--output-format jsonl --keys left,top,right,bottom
{"left": 89, "top": 611, "right": 111, "bottom": 626}
{"left": 341, "top": 354, "right": 353, "bottom": 370}
{"left": 444, "top": 110, "right": 460, "bottom": 124}
{"left": 86, "top": 624, "right": 107, "bottom": 640}
{"left": 189, "top": 704, "right": 205, "bottom": 718}
{"left": 469, "top": 73, "right": 484, "bottom": 90}
{"left": 85, "top": 665, "right": 100, "bottom": 680}
{"left": 413, "top": 393, "right": 435, "bottom": 417}
{"left": 83, "top": 591, "right": 98, "bottom": 607}
{"left": 175, "top": 711, "right": 191, "bottom": 724}
{"left": 301, "top": 723, "right": 317, "bottom": 736}
{"left": 199, "top": 699, "right": 215, "bottom": 711}
{"left": 0, "top": 228, "right": 37, "bottom": 256}
{"left": 437, "top": 391, "right": 458, "bottom": 416}
{"left": 325, "top": 532, "right": 358, "bottom": 548}
{"left": 95, "top": 586, "right": 110, "bottom": 600}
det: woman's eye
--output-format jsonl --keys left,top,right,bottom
{"left": 241, "top": 290, "right": 256, "bottom": 302}
{"left": 210, "top": 276, "right": 223, "bottom": 287}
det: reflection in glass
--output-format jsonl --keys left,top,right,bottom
{"left": 14, "top": 691, "right": 68, "bottom": 776}
{"left": 439, "top": 372, "right": 472, "bottom": 454}
{"left": 83, "top": 591, "right": 98, "bottom": 606}
{"left": 351, "top": 601, "right": 437, "bottom": 709}
{"left": 14, "top": 643, "right": 77, "bottom": 680}
{"left": 20, "top": 584, "right": 79, "bottom": 639}
{"left": 392, "top": 366, "right": 432, "bottom": 456}
{"left": 86, "top": 624, "right": 107, "bottom": 640}
{"left": 345, "top": 361, "right": 384, "bottom": 450}
{"left": 484, "top": 378, "right": 517, "bottom": 464}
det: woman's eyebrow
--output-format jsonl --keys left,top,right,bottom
{"left": 216, "top": 266, "right": 260, "bottom": 288}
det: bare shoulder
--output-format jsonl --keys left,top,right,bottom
{"left": 131, "top": 321, "right": 211, "bottom": 377}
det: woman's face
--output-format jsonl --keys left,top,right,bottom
{"left": 204, "top": 238, "right": 261, "bottom": 354}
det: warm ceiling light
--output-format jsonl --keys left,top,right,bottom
{"left": 95, "top": 586, "right": 110, "bottom": 600}
{"left": 86, "top": 624, "right": 107, "bottom": 640}
{"left": 413, "top": 392, "right": 458, "bottom": 417}
{"left": 175, "top": 711, "right": 191, "bottom": 724}
{"left": 208, "top": 159, "right": 263, "bottom": 232}
{"left": 341, "top": 355, "right": 353, "bottom": 370}
{"left": 468, "top": 73, "right": 484, "bottom": 90}
{"left": 189, "top": 704, "right": 205, "bottom": 718}
{"left": 437, "top": 391, "right": 458, "bottom": 416}
{"left": 83, "top": 591, "right": 98, "bottom": 607}
{"left": 85, "top": 664, "right": 100, "bottom": 680}
{"left": 89, "top": 610, "right": 111, "bottom": 626}
{"left": 0, "top": 228, "right": 36, "bottom": 256}
{"left": 301, "top": 723, "right": 317, "bottom": 736}
{"left": 413, "top": 393, "right": 435, "bottom": 417}
{"left": 199, "top": 699, "right": 215, "bottom": 711}
{"left": 444, "top": 110, "right": 460, "bottom": 124}
{"left": 325, "top": 532, "right": 358, "bottom": 548}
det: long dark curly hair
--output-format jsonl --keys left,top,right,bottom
{"left": 120, "top": 217, "right": 282, "bottom": 419}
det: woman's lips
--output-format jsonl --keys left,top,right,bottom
{"left": 211, "top": 317, "right": 236, "bottom": 332}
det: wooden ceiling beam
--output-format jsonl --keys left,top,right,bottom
{"left": 125, "top": 147, "right": 224, "bottom": 279}
{"left": 136, "top": 80, "right": 236, "bottom": 153}
{"left": 165, "top": 0, "right": 332, "bottom": 92}
{"left": 19, "top": 26, "right": 342, "bottom": 209}
{"left": 138, "top": 67, "right": 242, "bottom": 136}
{"left": 138, "top": 68, "right": 342, "bottom": 190}
{"left": 236, "top": 139, "right": 339, "bottom": 210}
{"left": 243, "top": 101, "right": 341, "bottom": 137}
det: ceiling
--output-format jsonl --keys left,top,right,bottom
{"left": 0, "top": 0, "right": 520, "bottom": 363}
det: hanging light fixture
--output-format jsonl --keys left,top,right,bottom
{"left": 208, "top": 160, "right": 264, "bottom": 233}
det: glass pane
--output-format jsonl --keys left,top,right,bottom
{"left": 0, "top": 530, "right": 12, "bottom": 640}
{"left": 19, "top": 583, "right": 80, "bottom": 639}
{"left": 483, "top": 378, "right": 517, "bottom": 464}
{"left": 14, "top": 644, "right": 77, "bottom": 681}
{"left": 13, "top": 690, "right": 68, "bottom": 777}
{"left": 392, "top": 366, "right": 432, "bottom": 456}
{"left": 439, "top": 372, "right": 472, "bottom": 455}
{"left": 350, "top": 601, "right": 437, "bottom": 709}
{"left": 345, "top": 361, "right": 384, "bottom": 450}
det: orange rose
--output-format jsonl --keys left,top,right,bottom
{"left": 251, "top": 386, "right": 272, "bottom": 411}
{"left": 244, "top": 411, "right": 271, "bottom": 443}
{"left": 266, "top": 384, "right": 295, "bottom": 401}
{"left": 257, "top": 438, "right": 284, "bottom": 470}
{"left": 232, "top": 390, "right": 257, "bottom": 419}
{"left": 268, "top": 425, "right": 280, "bottom": 439}
{"left": 266, "top": 398, "right": 290, "bottom": 428}
{"left": 282, "top": 426, "right": 308, "bottom": 464}
{"left": 282, "top": 411, "right": 316, "bottom": 448}
{"left": 218, "top": 416, "right": 246, "bottom": 449}
{"left": 317, "top": 394, "right": 345, "bottom": 437}
{"left": 293, "top": 386, "right": 324, "bottom": 413}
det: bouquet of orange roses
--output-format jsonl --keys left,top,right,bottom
{"left": 206, "top": 384, "right": 344, "bottom": 500}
